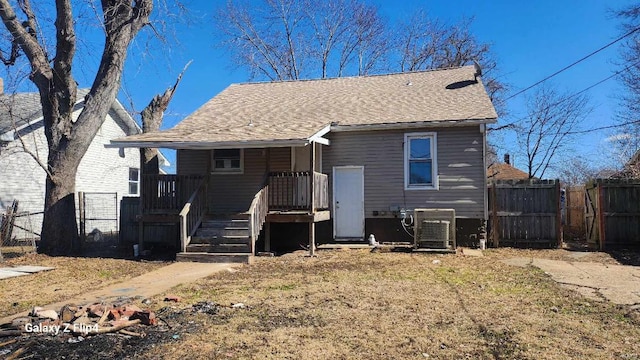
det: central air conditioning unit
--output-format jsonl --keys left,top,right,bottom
{"left": 413, "top": 209, "right": 456, "bottom": 250}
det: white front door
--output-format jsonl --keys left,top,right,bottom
{"left": 333, "top": 166, "right": 364, "bottom": 239}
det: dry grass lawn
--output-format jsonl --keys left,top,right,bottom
{"left": 141, "top": 248, "right": 640, "bottom": 360}
{"left": 0, "top": 250, "right": 166, "bottom": 318}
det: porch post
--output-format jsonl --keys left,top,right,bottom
{"left": 310, "top": 142, "right": 316, "bottom": 212}
{"left": 309, "top": 222, "right": 315, "bottom": 257}
{"left": 309, "top": 142, "right": 316, "bottom": 256}
{"left": 138, "top": 150, "right": 145, "bottom": 253}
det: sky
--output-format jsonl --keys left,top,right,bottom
{"left": 3, "top": 0, "right": 636, "bottom": 176}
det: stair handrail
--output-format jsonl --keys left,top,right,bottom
{"left": 248, "top": 184, "right": 269, "bottom": 255}
{"left": 179, "top": 178, "right": 207, "bottom": 253}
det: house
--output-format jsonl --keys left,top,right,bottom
{"left": 110, "top": 65, "right": 497, "bottom": 262}
{"left": 487, "top": 154, "right": 530, "bottom": 180}
{"left": 0, "top": 87, "right": 167, "bottom": 240}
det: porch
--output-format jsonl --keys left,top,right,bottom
{"left": 137, "top": 171, "right": 330, "bottom": 262}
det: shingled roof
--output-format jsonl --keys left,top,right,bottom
{"left": 0, "top": 92, "right": 49, "bottom": 135}
{"left": 0, "top": 89, "right": 139, "bottom": 138}
{"left": 487, "top": 163, "right": 530, "bottom": 180}
{"left": 111, "top": 65, "right": 498, "bottom": 149}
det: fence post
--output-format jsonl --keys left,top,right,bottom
{"left": 556, "top": 181, "right": 562, "bottom": 248}
{"left": 78, "top": 192, "right": 85, "bottom": 243}
{"left": 491, "top": 181, "right": 499, "bottom": 247}
{"left": 598, "top": 183, "right": 605, "bottom": 250}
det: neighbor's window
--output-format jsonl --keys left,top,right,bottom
{"left": 129, "top": 168, "right": 140, "bottom": 195}
{"left": 212, "top": 149, "right": 243, "bottom": 173}
{"left": 404, "top": 133, "right": 437, "bottom": 190}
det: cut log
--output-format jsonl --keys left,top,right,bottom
{"left": 97, "top": 305, "right": 110, "bottom": 325}
{"left": 118, "top": 329, "right": 144, "bottom": 337}
{"left": 73, "top": 319, "right": 141, "bottom": 335}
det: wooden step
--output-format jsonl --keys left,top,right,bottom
{"left": 186, "top": 243, "right": 251, "bottom": 253}
{"left": 176, "top": 252, "right": 253, "bottom": 264}
{"left": 191, "top": 235, "right": 251, "bottom": 245}
{"left": 204, "top": 213, "right": 250, "bottom": 221}
{"left": 196, "top": 227, "right": 249, "bottom": 237}
{"left": 201, "top": 219, "right": 249, "bottom": 228}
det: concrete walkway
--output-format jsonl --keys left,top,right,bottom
{"left": 0, "top": 261, "right": 237, "bottom": 325}
{"left": 502, "top": 257, "right": 640, "bottom": 305}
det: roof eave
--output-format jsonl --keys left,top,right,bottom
{"left": 330, "top": 118, "right": 497, "bottom": 132}
{"left": 107, "top": 138, "right": 311, "bottom": 150}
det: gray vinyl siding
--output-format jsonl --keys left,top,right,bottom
{"left": 177, "top": 147, "right": 291, "bottom": 213}
{"left": 176, "top": 150, "right": 209, "bottom": 175}
{"left": 322, "top": 126, "right": 486, "bottom": 219}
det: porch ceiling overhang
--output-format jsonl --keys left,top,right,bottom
{"left": 108, "top": 123, "right": 331, "bottom": 150}
{"left": 107, "top": 138, "right": 311, "bottom": 150}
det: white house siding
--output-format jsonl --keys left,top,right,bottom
{"left": 75, "top": 110, "right": 141, "bottom": 234}
{"left": 0, "top": 124, "right": 48, "bottom": 239}
{"left": 322, "top": 126, "right": 486, "bottom": 219}
{"left": 0, "top": 109, "right": 140, "bottom": 239}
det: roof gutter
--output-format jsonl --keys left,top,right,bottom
{"left": 107, "top": 138, "right": 310, "bottom": 150}
{"left": 330, "top": 118, "right": 497, "bottom": 132}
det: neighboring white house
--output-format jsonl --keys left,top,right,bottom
{"left": 0, "top": 88, "right": 168, "bottom": 239}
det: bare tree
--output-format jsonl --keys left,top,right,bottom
{"left": 218, "top": 0, "right": 307, "bottom": 80}
{"left": 0, "top": 1, "right": 155, "bottom": 255}
{"left": 557, "top": 157, "right": 603, "bottom": 186}
{"left": 516, "top": 86, "right": 592, "bottom": 179}
{"left": 216, "top": 0, "right": 389, "bottom": 80}
{"left": 614, "top": 4, "right": 640, "bottom": 166}
{"left": 394, "top": 15, "right": 507, "bottom": 115}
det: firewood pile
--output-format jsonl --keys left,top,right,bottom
{"left": 0, "top": 299, "right": 158, "bottom": 342}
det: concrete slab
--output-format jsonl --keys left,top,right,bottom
{"left": 0, "top": 261, "right": 238, "bottom": 325}
{"left": 0, "top": 269, "right": 30, "bottom": 279}
{"left": 0, "top": 265, "right": 55, "bottom": 279}
{"left": 9, "top": 266, "right": 55, "bottom": 273}
{"left": 501, "top": 257, "right": 640, "bottom": 305}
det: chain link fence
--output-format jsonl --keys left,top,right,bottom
{"left": 78, "top": 192, "right": 119, "bottom": 247}
{"left": 1, "top": 200, "right": 38, "bottom": 261}
{"left": 1, "top": 192, "right": 120, "bottom": 261}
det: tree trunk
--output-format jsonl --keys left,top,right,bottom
{"left": 40, "top": 177, "right": 79, "bottom": 255}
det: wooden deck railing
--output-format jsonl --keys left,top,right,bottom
{"left": 179, "top": 178, "right": 207, "bottom": 252}
{"left": 268, "top": 171, "right": 328, "bottom": 211}
{"left": 142, "top": 175, "right": 203, "bottom": 213}
{"left": 314, "top": 172, "right": 329, "bottom": 210}
{"left": 248, "top": 184, "right": 269, "bottom": 255}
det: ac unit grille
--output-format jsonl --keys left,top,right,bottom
{"left": 416, "top": 220, "right": 449, "bottom": 249}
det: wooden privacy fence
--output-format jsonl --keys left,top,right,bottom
{"left": 488, "top": 179, "right": 561, "bottom": 248}
{"left": 564, "top": 186, "right": 585, "bottom": 240}
{"left": 120, "top": 197, "right": 178, "bottom": 247}
{"left": 585, "top": 179, "right": 640, "bottom": 250}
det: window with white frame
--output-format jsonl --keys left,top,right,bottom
{"left": 212, "top": 149, "right": 243, "bottom": 173}
{"left": 404, "top": 133, "right": 437, "bottom": 190}
{"left": 128, "top": 168, "right": 140, "bottom": 195}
